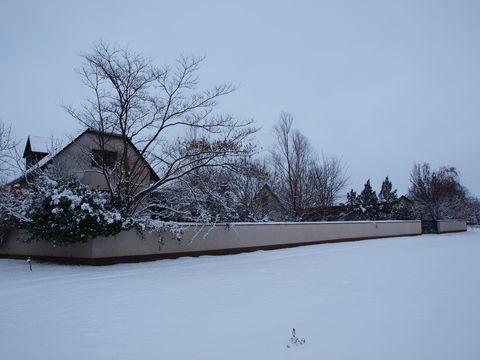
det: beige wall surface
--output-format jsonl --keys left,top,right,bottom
{"left": 91, "top": 221, "right": 422, "bottom": 258}
{"left": 0, "top": 221, "right": 421, "bottom": 262}
{"left": 436, "top": 220, "right": 467, "bottom": 233}
{"left": 0, "top": 229, "right": 93, "bottom": 258}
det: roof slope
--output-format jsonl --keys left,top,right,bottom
{"left": 9, "top": 129, "right": 159, "bottom": 186}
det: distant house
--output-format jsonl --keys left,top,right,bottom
{"left": 399, "top": 195, "right": 413, "bottom": 207}
{"left": 253, "top": 184, "right": 286, "bottom": 221}
{"left": 12, "top": 129, "right": 159, "bottom": 190}
{"left": 396, "top": 195, "right": 415, "bottom": 220}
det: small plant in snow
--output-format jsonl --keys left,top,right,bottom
{"left": 286, "top": 328, "right": 306, "bottom": 348}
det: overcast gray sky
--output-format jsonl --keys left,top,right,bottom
{"left": 1, "top": 0, "right": 479, "bottom": 197}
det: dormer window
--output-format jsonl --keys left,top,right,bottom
{"left": 91, "top": 149, "right": 117, "bottom": 169}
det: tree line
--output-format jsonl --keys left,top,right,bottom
{"left": 0, "top": 42, "right": 478, "bottom": 244}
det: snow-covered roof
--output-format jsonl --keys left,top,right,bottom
{"left": 27, "top": 136, "right": 50, "bottom": 154}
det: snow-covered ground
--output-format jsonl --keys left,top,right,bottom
{"left": 2, "top": 230, "right": 480, "bottom": 360}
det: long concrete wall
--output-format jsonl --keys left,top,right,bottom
{"left": 0, "top": 221, "right": 422, "bottom": 264}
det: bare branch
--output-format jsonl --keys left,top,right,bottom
{"left": 65, "top": 42, "right": 257, "bottom": 213}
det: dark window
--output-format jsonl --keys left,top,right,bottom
{"left": 91, "top": 149, "right": 118, "bottom": 169}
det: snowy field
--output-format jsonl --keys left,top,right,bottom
{"left": 1, "top": 230, "right": 480, "bottom": 360}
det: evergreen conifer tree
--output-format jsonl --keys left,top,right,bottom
{"left": 358, "top": 179, "right": 378, "bottom": 219}
{"left": 346, "top": 189, "right": 361, "bottom": 219}
{"left": 346, "top": 189, "right": 358, "bottom": 207}
{"left": 378, "top": 176, "right": 399, "bottom": 219}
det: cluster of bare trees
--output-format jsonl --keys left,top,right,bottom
{"left": 2, "top": 42, "right": 476, "bottom": 228}
{"left": 141, "top": 155, "right": 268, "bottom": 222}
{"left": 60, "top": 43, "right": 349, "bottom": 222}
{"left": 0, "top": 39, "right": 353, "bottom": 225}
{"left": 270, "top": 112, "right": 348, "bottom": 219}
{"left": 145, "top": 111, "right": 349, "bottom": 222}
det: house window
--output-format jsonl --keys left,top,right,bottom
{"left": 91, "top": 149, "right": 118, "bottom": 169}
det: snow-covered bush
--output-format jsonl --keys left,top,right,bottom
{"left": 1, "top": 173, "right": 124, "bottom": 246}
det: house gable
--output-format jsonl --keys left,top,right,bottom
{"left": 10, "top": 129, "right": 159, "bottom": 190}
{"left": 253, "top": 184, "right": 286, "bottom": 221}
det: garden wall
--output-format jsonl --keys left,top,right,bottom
{"left": 0, "top": 220, "right": 422, "bottom": 264}
{"left": 436, "top": 220, "right": 467, "bottom": 233}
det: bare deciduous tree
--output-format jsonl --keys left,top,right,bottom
{"left": 409, "top": 163, "right": 467, "bottom": 220}
{"left": 270, "top": 112, "right": 316, "bottom": 219}
{"left": 223, "top": 156, "right": 269, "bottom": 220}
{"left": 0, "top": 120, "right": 17, "bottom": 184}
{"left": 270, "top": 113, "right": 349, "bottom": 220}
{"left": 65, "top": 42, "right": 256, "bottom": 213}
{"left": 310, "top": 155, "right": 349, "bottom": 208}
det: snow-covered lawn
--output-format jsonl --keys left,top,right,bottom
{"left": 1, "top": 230, "right": 480, "bottom": 360}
